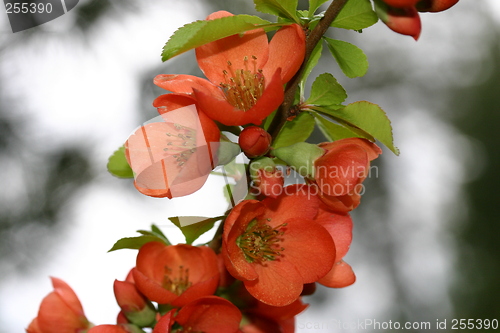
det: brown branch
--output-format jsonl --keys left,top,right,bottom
{"left": 268, "top": 0, "right": 350, "bottom": 140}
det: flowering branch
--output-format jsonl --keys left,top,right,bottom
{"left": 268, "top": 0, "right": 350, "bottom": 140}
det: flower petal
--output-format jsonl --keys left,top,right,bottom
{"left": 175, "top": 296, "right": 242, "bottom": 333}
{"left": 262, "top": 24, "right": 305, "bottom": 84}
{"left": 153, "top": 93, "right": 197, "bottom": 111}
{"left": 318, "top": 191, "right": 361, "bottom": 214}
{"left": 261, "top": 184, "right": 319, "bottom": 224}
{"left": 278, "top": 219, "right": 336, "bottom": 283}
{"left": 154, "top": 74, "right": 218, "bottom": 96}
{"left": 50, "top": 277, "right": 85, "bottom": 317}
{"left": 315, "top": 207, "right": 353, "bottom": 262}
{"left": 152, "top": 311, "right": 174, "bottom": 333}
{"left": 132, "top": 267, "right": 178, "bottom": 304}
{"left": 319, "top": 138, "right": 382, "bottom": 161}
{"left": 315, "top": 143, "right": 369, "bottom": 196}
{"left": 195, "top": 11, "right": 269, "bottom": 85}
{"left": 37, "top": 292, "right": 89, "bottom": 333}
{"left": 317, "top": 260, "right": 356, "bottom": 288}
{"left": 244, "top": 260, "right": 303, "bottom": 307}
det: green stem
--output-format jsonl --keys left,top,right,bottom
{"left": 268, "top": 0, "right": 350, "bottom": 140}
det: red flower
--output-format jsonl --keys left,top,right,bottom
{"left": 153, "top": 296, "right": 242, "bottom": 333}
{"left": 132, "top": 242, "right": 219, "bottom": 307}
{"left": 154, "top": 11, "right": 305, "bottom": 126}
{"left": 26, "top": 277, "right": 91, "bottom": 333}
{"left": 125, "top": 104, "right": 220, "bottom": 198}
{"left": 313, "top": 138, "right": 381, "bottom": 214}
{"left": 222, "top": 185, "right": 336, "bottom": 306}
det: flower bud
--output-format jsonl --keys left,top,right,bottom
{"left": 238, "top": 126, "right": 272, "bottom": 158}
{"left": 376, "top": 1, "right": 422, "bottom": 40}
{"left": 113, "top": 280, "right": 156, "bottom": 327}
{"left": 416, "top": 0, "right": 459, "bottom": 12}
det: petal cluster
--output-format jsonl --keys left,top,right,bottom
{"left": 222, "top": 185, "right": 337, "bottom": 306}
{"left": 125, "top": 104, "right": 220, "bottom": 198}
{"left": 27, "top": 278, "right": 91, "bottom": 333}
{"left": 155, "top": 11, "right": 305, "bottom": 126}
{"left": 313, "top": 138, "right": 382, "bottom": 214}
{"left": 132, "top": 242, "right": 220, "bottom": 307}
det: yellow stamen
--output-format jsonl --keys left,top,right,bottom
{"left": 237, "top": 219, "right": 287, "bottom": 263}
{"left": 220, "top": 56, "right": 265, "bottom": 111}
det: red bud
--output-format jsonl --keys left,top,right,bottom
{"left": 238, "top": 126, "right": 272, "bottom": 158}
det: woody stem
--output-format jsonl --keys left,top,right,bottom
{"left": 268, "top": 0, "right": 350, "bottom": 140}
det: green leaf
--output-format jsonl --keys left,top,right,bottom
{"left": 162, "top": 15, "right": 276, "bottom": 61}
{"left": 321, "top": 101, "right": 399, "bottom": 155}
{"left": 315, "top": 114, "right": 365, "bottom": 140}
{"left": 254, "top": 0, "right": 299, "bottom": 22}
{"left": 307, "top": 73, "right": 347, "bottom": 106}
{"left": 272, "top": 112, "right": 316, "bottom": 149}
{"left": 108, "top": 224, "right": 171, "bottom": 252}
{"left": 107, "top": 146, "right": 133, "bottom": 179}
{"left": 309, "top": 0, "right": 329, "bottom": 15}
{"left": 324, "top": 37, "right": 368, "bottom": 78}
{"left": 331, "top": 0, "right": 378, "bottom": 30}
{"left": 169, "top": 216, "right": 223, "bottom": 245}
{"left": 108, "top": 235, "right": 167, "bottom": 252}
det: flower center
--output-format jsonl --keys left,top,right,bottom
{"left": 220, "top": 56, "right": 265, "bottom": 111}
{"left": 162, "top": 265, "right": 192, "bottom": 295}
{"left": 237, "top": 219, "right": 286, "bottom": 263}
{"left": 162, "top": 123, "right": 197, "bottom": 169}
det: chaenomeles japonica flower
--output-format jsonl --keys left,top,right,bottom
{"left": 154, "top": 10, "right": 305, "bottom": 126}
{"left": 125, "top": 104, "right": 220, "bottom": 198}
{"left": 273, "top": 138, "right": 382, "bottom": 215}
{"left": 27, "top": 278, "right": 92, "bottom": 333}
{"left": 221, "top": 184, "right": 337, "bottom": 307}
{"left": 131, "top": 242, "right": 220, "bottom": 308}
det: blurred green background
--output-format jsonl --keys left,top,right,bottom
{"left": 0, "top": 0, "right": 499, "bottom": 332}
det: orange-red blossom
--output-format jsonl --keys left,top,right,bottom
{"left": 26, "top": 277, "right": 91, "bottom": 333}
{"left": 132, "top": 242, "right": 219, "bottom": 308}
{"left": 125, "top": 104, "right": 220, "bottom": 199}
{"left": 154, "top": 11, "right": 305, "bottom": 126}
{"left": 313, "top": 138, "right": 382, "bottom": 214}
{"left": 222, "top": 184, "right": 336, "bottom": 307}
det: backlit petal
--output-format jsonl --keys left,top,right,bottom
{"left": 317, "top": 260, "right": 356, "bottom": 288}
{"left": 196, "top": 11, "right": 269, "bottom": 85}
{"left": 262, "top": 24, "right": 305, "bottom": 84}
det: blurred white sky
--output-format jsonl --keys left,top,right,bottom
{"left": 1, "top": 1, "right": 500, "bottom": 332}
